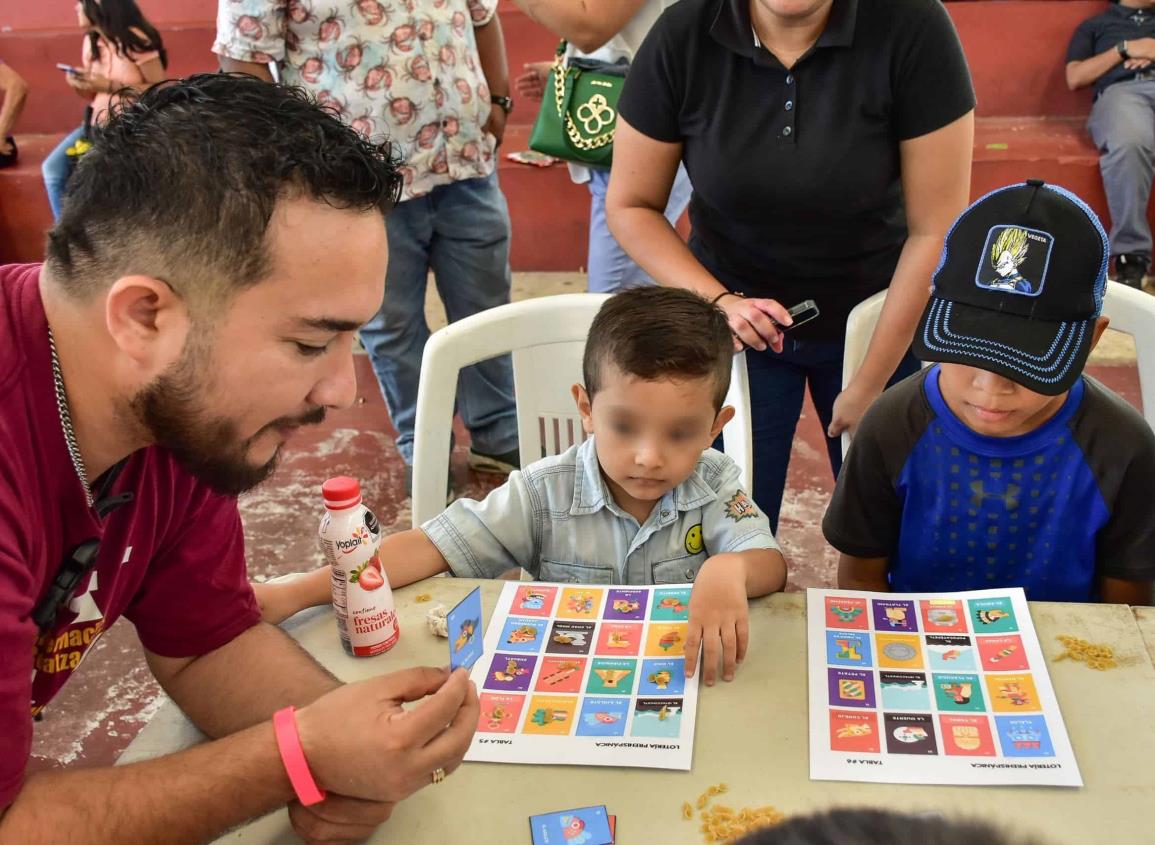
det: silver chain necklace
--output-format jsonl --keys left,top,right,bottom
{"left": 47, "top": 326, "right": 94, "bottom": 508}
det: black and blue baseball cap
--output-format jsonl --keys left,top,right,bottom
{"left": 913, "top": 180, "right": 1108, "bottom": 396}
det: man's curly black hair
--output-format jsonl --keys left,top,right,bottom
{"left": 46, "top": 73, "right": 403, "bottom": 308}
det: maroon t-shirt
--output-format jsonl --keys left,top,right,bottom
{"left": 0, "top": 264, "right": 261, "bottom": 809}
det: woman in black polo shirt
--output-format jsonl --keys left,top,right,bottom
{"left": 607, "top": 0, "right": 975, "bottom": 531}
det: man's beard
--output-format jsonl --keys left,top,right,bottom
{"left": 128, "top": 346, "right": 326, "bottom": 496}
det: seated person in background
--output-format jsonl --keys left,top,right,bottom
{"left": 0, "top": 60, "right": 28, "bottom": 168}
{"left": 733, "top": 808, "right": 1043, "bottom": 845}
{"left": 1066, "top": 0, "right": 1155, "bottom": 288}
{"left": 43, "top": 0, "right": 167, "bottom": 220}
{"left": 824, "top": 180, "right": 1155, "bottom": 604}
{"left": 258, "top": 286, "right": 788, "bottom": 684}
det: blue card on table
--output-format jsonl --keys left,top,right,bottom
{"left": 529, "top": 805, "right": 614, "bottom": 845}
{"left": 448, "top": 586, "right": 483, "bottom": 671}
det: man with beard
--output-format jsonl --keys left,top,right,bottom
{"left": 0, "top": 74, "right": 478, "bottom": 845}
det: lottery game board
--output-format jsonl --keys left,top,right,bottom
{"left": 464, "top": 581, "right": 700, "bottom": 770}
{"left": 807, "top": 587, "right": 1081, "bottom": 787}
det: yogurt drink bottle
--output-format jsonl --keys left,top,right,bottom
{"left": 319, "top": 476, "right": 399, "bottom": 656}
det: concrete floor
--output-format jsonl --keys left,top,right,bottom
{"left": 26, "top": 273, "right": 1145, "bottom": 778}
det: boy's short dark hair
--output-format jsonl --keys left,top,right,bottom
{"left": 45, "top": 73, "right": 403, "bottom": 314}
{"left": 734, "top": 809, "right": 1045, "bottom": 845}
{"left": 583, "top": 286, "right": 733, "bottom": 409}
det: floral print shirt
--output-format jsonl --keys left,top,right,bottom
{"left": 214, "top": 0, "right": 497, "bottom": 201}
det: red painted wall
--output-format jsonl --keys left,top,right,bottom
{"left": 0, "top": 0, "right": 211, "bottom": 30}
{"left": 0, "top": 0, "right": 554, "bottom": 135}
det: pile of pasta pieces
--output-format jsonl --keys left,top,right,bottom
{"left": 1055, "top": 635, "right": 1118, "bottom": 670}
{"left": 683, "top": 783, "right": 785, "bottom": 843}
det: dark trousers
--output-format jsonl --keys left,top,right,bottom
{"left": 723, "top": 339, "right": 919, "bottom": 534}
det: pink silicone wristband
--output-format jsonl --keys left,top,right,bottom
{"left": 273, "top": 706, "right": 327, "bottom": 806}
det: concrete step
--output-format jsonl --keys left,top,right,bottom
{"left": 8, "top": 117, "right": 1150, "bottom": 270}
{"left": 0, "top": 126, "right": 592, "bottom": 269}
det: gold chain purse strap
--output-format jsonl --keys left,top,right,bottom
{"left": 552, "top": 53, "right": 616, "bottom": 152}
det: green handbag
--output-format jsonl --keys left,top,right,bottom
{"left": 529, "top": 42, "right": 627, "bottom": 168}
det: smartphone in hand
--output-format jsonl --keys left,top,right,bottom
{"left": 778, "top": 299, "right": 820, "bottom": 331}
{"left": 55, "top": 63, "right": 80, "bottom": 75}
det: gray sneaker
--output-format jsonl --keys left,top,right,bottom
{"left": 467, "top": 447, "right": 521, "bottom": 476}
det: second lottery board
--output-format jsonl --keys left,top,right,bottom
{"left": 807, "top": 587, "right": 1082, "bottom": 787}
{"left": 464, "top": 581, "right": 700, "bottom": 770}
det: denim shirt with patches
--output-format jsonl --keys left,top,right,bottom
{"left": 422, "top": 437, "right": 778, "bottom": 585}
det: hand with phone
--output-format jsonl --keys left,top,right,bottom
{"left": 57, "top": 62, "right": 111, "bottom": 96}
{"left": 715, "top": 292, "right": 819, "bottom": 354}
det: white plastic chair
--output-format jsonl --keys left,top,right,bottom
{"left": 840, "top": 289, "right": 889, "bottom": 458}
{"left": 839, "top": 281, "right": 1155, "bottom": 458}
{"left": 411, "top": 293, "right": 754, "bottom": 527}
{"left": 1100, "top": 280, "right": 1155, "bottom": 430}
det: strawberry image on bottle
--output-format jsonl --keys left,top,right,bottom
{"left": 319, "top": 476, "right": 399, "bottom": 656}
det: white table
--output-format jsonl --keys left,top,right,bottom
{"left": 118, "top": 580, "right": 1155, "bottom": 844}
{"left": 1132, "top": 606, "right": 1155, "bottom": 669}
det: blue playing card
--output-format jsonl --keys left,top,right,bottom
{"left": 448, "top": 587, "right": 484, "bottom": 671}
{"left": 529, "top": 805, "right": 614, "bottom": 845}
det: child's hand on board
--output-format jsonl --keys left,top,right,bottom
{"left": 684, "top": 554, "right": 749, "bottom": 685}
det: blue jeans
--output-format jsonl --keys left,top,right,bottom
{"left": 585, "top": 163, "right": 693, "bottom": 293}
{"left": 42, "top": 124, "right": 86, "bottom": 221}
{"left": 360, "top": 172, "right": 518, "bottom": 465}
{"left": 735, "top": 338, "right": 921, "bottom": 533}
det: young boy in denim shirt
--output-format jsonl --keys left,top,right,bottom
{"left": 824, "top": 180, "right": 1155, "bottom": 604}
{"left": 261, "top": 287, "right": 787, "bottom": 683}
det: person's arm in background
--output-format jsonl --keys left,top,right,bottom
{"left": 1093, "top": 411, "right": 1155, "bottom": 607}
{"left": 73, "top": 55, "right": 166, "bottom": 99}
{"left": 822, "top": 393, "right": 905, "bottom": 590}
{"left": 838, "top": 555, "right": 891, "bottom": 592}
{"left": 1068, "top": 36, "right": 1155, "bottom": 90}
{"left": 219, "top": 57, "right": 274, "bottom": 81}
{"left": 213, "top": 0, "right": 280, "bottom": 83}
{"left": 827, "top": 111, "right": 974, "bottom": 438}
{"left": 474, "top": 11, "right": 511, "bottom": 145}
{"left": 513, "top": 0, "right": 647, "bottom": 53}
{"left": 607, "top": 119, "right": 795, "bottom": 352}
{"left": 512, "top": 0, "right": 650, "bottom": 106}
{"left": 0, "top": 63, "right": 28, "bottom": 155}
{"left": 1100, "top": 577, "right": 1152, "bottom": 605}
{"left": 515, "top": 60, "right": 553, "bottom": 104}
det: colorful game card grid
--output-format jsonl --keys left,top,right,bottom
{"left": 465, "top": 582, "right": 700, "bottom": 770}
{"left": 807, "top": 588, "right": 1081, "bottom": 787}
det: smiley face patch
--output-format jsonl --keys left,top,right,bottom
{"left": 684, "top": 523, "right": 704, "bottom": 554}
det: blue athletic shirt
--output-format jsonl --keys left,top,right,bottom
{"left": 823, "top": 366, "right": 1155, "bottom": 601}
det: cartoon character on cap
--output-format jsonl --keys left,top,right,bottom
{"left": 987, "top": 227, "right": 1035, "bottom": 294}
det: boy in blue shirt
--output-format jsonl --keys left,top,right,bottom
{"left": 261, "top": 287, "right": 787, "bottom": 683}
{"left": 824, "top": 180, "right": 1155, "bottom": 604}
